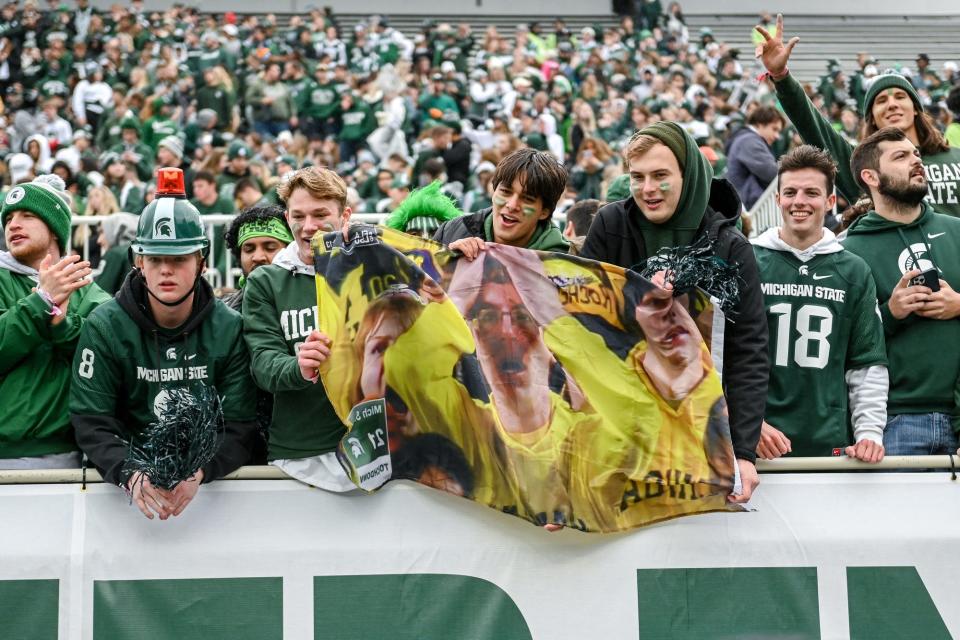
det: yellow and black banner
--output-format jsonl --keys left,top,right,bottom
{"left": 313, "top": 226, "right": 739, "bottom": 532}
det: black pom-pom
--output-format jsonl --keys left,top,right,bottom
{"left": 641, "top": 234, "right": 742, "bottom": 315}
{"left": 122, "top": 386, "right": 224, "bottom": 491}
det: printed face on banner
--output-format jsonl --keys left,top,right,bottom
{"left": 313, "top": 226, "right": 738, "bottom": 533}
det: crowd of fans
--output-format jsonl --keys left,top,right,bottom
{"left": 2, "top": 1, "right": 957, "bottom": 240}
{"left": 2, "top": 1, "right": 960, "bottom": 523}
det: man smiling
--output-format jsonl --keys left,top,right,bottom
{"left": 753, "top": 146, "right": 888, "bottom": 462}
{"left": 433, "top": 148, "right": 569, "bottom": 257}
{"left": 243, "top": 166, "right": 354, "bottom": 490}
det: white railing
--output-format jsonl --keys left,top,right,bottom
{"left": 71, "top": 212, "right": 390, "bottom": 289}
{"left": 2, "top": 455, "right": 957, "bottom": 485}
{"left": 745, "top": 179, "right": 781, "bottom": 238}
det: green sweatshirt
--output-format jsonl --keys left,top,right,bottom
{"left": 842, "top": 205, "right": 960, "bottom": 416}
{"left": 339, "top": 103, "right": 376, "bottom": 142}
{"left": 0, "top": 265, "right": 111, "bottom": 458}
{"left": 300, "top": 81, "right": 340, "bottom": 120}
{"left": 242, "top": 243, "right": 346, "bottom": 460}
{"left": 774, "top": 73, "right": 960, "bottom": 217}
{"left": 71, "top": 275, "right": 256, "bottom": 486}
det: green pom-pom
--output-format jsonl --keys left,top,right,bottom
{"left": 384, "top": 181, "right": 463, "bottom": 232}
{"left": 122, "top": 386, "right": 224, "bottom": 491}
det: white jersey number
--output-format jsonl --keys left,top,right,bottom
{"left": 770, "top": 303, "right": 833, "bottom": 369}
{"left": 77, "top": 348, "right": 96, "bottom": 379}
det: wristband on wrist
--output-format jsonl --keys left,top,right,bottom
{"left": 35, "top": 288, "right": 63, "bottom": 317}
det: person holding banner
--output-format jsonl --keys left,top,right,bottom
{"left": 580, "top": 121, "right": 768, "bottom": 503}
{"left": 752, "top": 145, "right": 888, "bottom": 462}
{"left": 433, "top": 147, "right": 569, "bottom": 256}
{"left": 243, "top": 166, "right": 355, "bottom": 490}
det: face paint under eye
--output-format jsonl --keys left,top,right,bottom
{"left": 521, "top": 205, "right": 537, "bottom": 218}
{"left": 318, "top": 221, "right": 336, "bottom": 232}
{"left": 492, "top": 195, "right": 508, "bottom": 208}
{"left": 659, "top": 181, "right": 671, "bottom": 192}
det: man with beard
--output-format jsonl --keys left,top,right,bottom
{"left": 843, "top": 127, "right": 960, "bottom": 455}
{"left": 0, "top": 175, "right": 110, "bottom": 469}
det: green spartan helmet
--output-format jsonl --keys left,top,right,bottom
{"left": 131, "top": 168, "right": 210, "bottom": 257}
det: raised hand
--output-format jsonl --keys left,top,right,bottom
{"left": 755, "top": 13, "right": 800, "bottom": 79}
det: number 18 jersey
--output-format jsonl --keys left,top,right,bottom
{"left": 753, "top": 243, "right": 886, "bottom": 456}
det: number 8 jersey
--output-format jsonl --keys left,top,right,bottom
{"left": 753, "top": 229, "right": 887, "bottom": 456}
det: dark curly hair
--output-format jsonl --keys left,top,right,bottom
{"left": 222, "top": 205, "right": 290, "bottom": 263}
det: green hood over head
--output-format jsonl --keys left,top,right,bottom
{"left": 633, "top": 121, "right": 714, "bottom": 255}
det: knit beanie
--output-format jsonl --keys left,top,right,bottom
{"left": 637, "top": 120, "right": 687, "bottom": 170}
{"left": 158, "top": 135, "right": 184, "bottom": 160}
{"left": 863, "top": 73, "right": 923, "bottom": 115}
{"left": 1, "top": 175, "right": 73, "bottom": 252}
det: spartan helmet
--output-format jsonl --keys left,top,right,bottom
{"left": 130, "top": 167, "right": 210, "bottom": 257}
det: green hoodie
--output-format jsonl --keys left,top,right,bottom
{"left": 0, "top": 259, "right": 112, "bottom": 458}
{"left": 774, "top": 73, "right": 960, "bottom": 217}
{"left": 842, "top": 204, "right": 960, "bottom": 417}
{"left": 242, "top": 242, "right": 347, "bottom": 460}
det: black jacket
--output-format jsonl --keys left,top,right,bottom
{"left": 580, "top": 180, "right": 768, "bottom": 463}
{"left": 433, "top": 209, "right": 487, "bottom": 245}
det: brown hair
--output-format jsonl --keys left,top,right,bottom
{"left": 863, "top": 105, "right": 949, "bottom": 157}
{"left": 747, "top": 105, "right": 786, "bottom": 128}
{"left": 277, "top": 166, "right": 347, "bottom": 209}
{"left": 777, "top": 144, "right": 837, "bottom": 194}
{"left": 850, "top": 126, "right": 909, "bottom": 194}
{"left": 353, "top": 291, "right": 424, "bottom": 403}
{"left": 491, "top": 148, "right": 568, "bottom": 213}
{"left": 623, "top": 133, "right": 661, "bottom": 163}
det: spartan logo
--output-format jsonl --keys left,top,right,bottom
{"left": 4, "top": 186, "right": 25, "bottom": 205}
{"left": 151, "top": 199, "right": 177, "bottom": 240}
{"left": 153, "top": 389, "right": 171, "bottom": 418}
{"left": 165, "top": 347, "right": 177, "bottom": 361}
{"left": 347, "top": 437, "right": 365, "bottom": 460}
{"left": 798, "top": 265, "right": 809, "bottom": 276}
{"left": 897, "top": 243, "right": 935, "bottom": 274}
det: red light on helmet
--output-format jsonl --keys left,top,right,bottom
{"left": 155, "top": 167, "right": 186, "bottom": 198}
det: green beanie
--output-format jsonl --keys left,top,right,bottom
{"left": 637, "top": 120, "right": 687, "bottom": 170}
{"left": 120, "top": 116, "right": 141, "bottom": 134}
{"left": 863, "top": 73, "right": 923, "bottom": 115}
{"left": 1, "top": 175, "right": 73, "bottom": 252}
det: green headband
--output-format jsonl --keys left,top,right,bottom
{"left": 237, "top": 217, "right": 293, "bottom": 247}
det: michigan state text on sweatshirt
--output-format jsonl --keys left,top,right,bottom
{"left": 753, "top": 229, "right": 887, "bottom": 455}
{"left": 842, "top": 205, "right": 960, "bottom": 415}
{"left": 774, "top": 74, "right": 960, "bottom": 217}
{"left": 70, "top": 273, "right": 257, "bottom": 486}
{"left": 242, "top": 241, "right": 347, "bottom": 460}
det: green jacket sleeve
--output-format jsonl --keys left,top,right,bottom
{"left": 845, "top": 268, "right": 888, "bottom": 370}
{"left": 50, "top": 282, "right": 113, "bottom": 355}
{"left": 774, "top": 73, "right": 860, "bottom": 202}
{"left": 242, "top": 272, "right": 315, "bottom": 393}
{"left": 0, "top": 292, "right": 56, "bottom": 376}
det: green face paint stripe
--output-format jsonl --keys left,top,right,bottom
{"left": 521, "top": 205, "right": 537, "bottom": 218}
{"left": 659, "top": 181, "right": 671, "bottom": 192}
{"left": 492, "top": 195, "right": 508, "bottom": 207}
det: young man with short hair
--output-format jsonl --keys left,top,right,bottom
{"left": 71, "top": 168, "right": 257, "bottom": 519}
{"left": 433, "top": 147, "right": 569, "bottom": 256}
{"left": 580, "top": 121, "right": 768, "bottom": 503}
{"left": 0, "top": 175, "right": 110, "bottom": 469}
{"left": 843, "top": 127, "right": 960, "bottom": 455}
{"left": 725, "top": 105, "right": 785, "bottom": 209}
{"left": 562, "top": 198, "right": 600, "bottom": 255}
{"left": 221, "top": 205, "right": 292, "bottom": 311}
{"left": 242, "top": 167, "right": 353, "bottom": 490}
{"left": 753, "top": 145, "right": 887, "bottom": 462}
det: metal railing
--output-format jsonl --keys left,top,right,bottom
{"left": 745, "top": 179, "right": 781, "bottom": 238}
{"left": 1, "top": 455, "right": 956, "bottom": 485}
